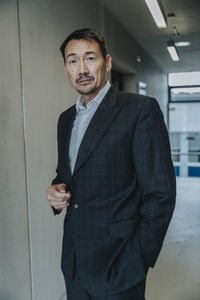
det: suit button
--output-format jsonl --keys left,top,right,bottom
{"left": 74, "top": 203, "right": 78, "bottom": 209}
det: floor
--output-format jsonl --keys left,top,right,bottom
{"left": 146, "top": 177, "right": 200, "bottom": 300}
{"left": 62, "top": 177, "right": 200, "bottom": 300}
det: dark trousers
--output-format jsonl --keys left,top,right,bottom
{"left": 62, "top": 215, "right": 146, "bottom": 299}
{"left": 64, "top": 252, "right": 146, "bottom": 300}
{"left": 66, "top": 281, "right": 146, "bottom": 300}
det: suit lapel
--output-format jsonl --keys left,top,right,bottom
{"left": 73, "top": 86, "right": 123, "bottom": 175}
{"left": 63, "top": 106, "right": 76, "bottom": 178}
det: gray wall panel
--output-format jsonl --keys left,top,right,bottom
{"left": 0, "top": 0, "right": 31, "bottom": 299}
{"left": 18, "top": 0, "right": 101, "bottom": 299}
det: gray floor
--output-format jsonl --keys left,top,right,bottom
{"left": 62, "top": 177, "right": 200, "bottom": 300}
{"left": 146, "top": 177, "right": 200, "bottom": 300}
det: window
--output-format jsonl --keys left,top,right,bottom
{"left": 169, "top": 72, "right": 200, "bottom": 103}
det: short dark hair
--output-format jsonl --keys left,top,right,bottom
{"left": 60, "top": 28, "right": 107, "bottom": 63}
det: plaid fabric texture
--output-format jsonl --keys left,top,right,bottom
{"left": 51, "top": 86, "right": 176, "bottom": 296}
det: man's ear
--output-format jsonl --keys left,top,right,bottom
{"left": 64, "top": 65, "right": 69, "bottom": 79}
{"left": 105, "top": 54, "right": 112, "bottom": 73}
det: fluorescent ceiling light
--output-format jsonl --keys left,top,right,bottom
{"left": 145, "top": 0, "right": 167, "bottom": 28}
{"left": 175, "top": 41, "right": 191, "bottom": 47}
{"left": 167, "top": 42, "right": 180, "bottom": 61}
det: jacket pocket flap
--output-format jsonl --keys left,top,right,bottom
{"left": 109, "top": 218, "right": 137, "bottom": 238}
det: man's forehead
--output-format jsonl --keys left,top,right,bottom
{"left": 65, "top": 39, "right": 100, "bottom": 56}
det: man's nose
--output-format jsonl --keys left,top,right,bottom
{"left": 78, "top": 60, "right": 88, "bottom": 75}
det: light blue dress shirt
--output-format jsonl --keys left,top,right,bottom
{"left": 69, "top": 81, "right": 111, "bottom": 174}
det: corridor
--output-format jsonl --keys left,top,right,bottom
{"left": 147, "top": 177, "right": 200, "bottom": 300}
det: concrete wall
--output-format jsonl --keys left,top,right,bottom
{"left": 0, "top": 1, "right": 31, "bottom": 299}
{"left": 137, "top": 54, "right": 168, "bottom": 121}
{"left": 100, "top": 5, "right": 168, "bottom": 120}
{"left": 18, "top": 1, "right": 101, "bottom": 299}
{"left": 0, "top": 1, "right": 168, "bottom": 299}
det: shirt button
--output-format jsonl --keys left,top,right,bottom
{"left": 74, "top": 203, "right": 79, "bottom": 209}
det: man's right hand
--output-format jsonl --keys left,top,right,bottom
{"left": 46, "top": 183, "right": 71, "bottom": 212}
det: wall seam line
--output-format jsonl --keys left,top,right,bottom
{"left": 16, "top": 1, "right": 34, "bottom": 299}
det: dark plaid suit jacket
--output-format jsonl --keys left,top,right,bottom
{"left": 51, "top": 86, "right": 176, "bottom": 296}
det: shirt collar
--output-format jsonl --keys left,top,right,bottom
{"left": 75, "top": 81, "right": 111, "bottom": 112}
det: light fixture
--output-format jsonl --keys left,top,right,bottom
{"left": 172, "top": 25, "right": 180, "bottom": 37}
{"left": 167, "top": 41, "right": 180, "bottom": 61}
{"left": 175, "top": 41, "right": 191, "bottom": 47}
{"left": 145, "top": 0, "right": 167, "bottom": 28}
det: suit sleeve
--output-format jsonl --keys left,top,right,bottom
{"left": 132, "top": 97, "right": 176, "bottom": 267}
{"left": 51, "top": 114, "right": 64, "bottom": 215}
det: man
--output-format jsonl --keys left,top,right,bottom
{"left": 46, "top": 28, "right": 176, "bottom": 299}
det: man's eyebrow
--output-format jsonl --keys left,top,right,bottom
{"left": 66, "top": 53, "right": 76, "bottom": 59}
{"left": 66, "top": 51, "right": 96, "bottom": 60}
{"left": 85, "top": 51, "right": 96, "bottom": 56}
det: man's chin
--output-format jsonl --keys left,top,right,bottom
{"left": 77, "top": 86, "right": 97, "bottom": 96}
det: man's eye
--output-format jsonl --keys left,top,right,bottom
{"left": 69, "top": 60, "right": 77, "bottom": 64}
{"left": 87, "top": 57, "right": 95, "bottom": 61}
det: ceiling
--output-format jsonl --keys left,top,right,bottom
{"left": 98, "top": 0, "right": 200, "bottom": 74}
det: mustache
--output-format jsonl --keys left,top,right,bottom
{"left": 76, "top": 75, "right": 95, "bottom": 84}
